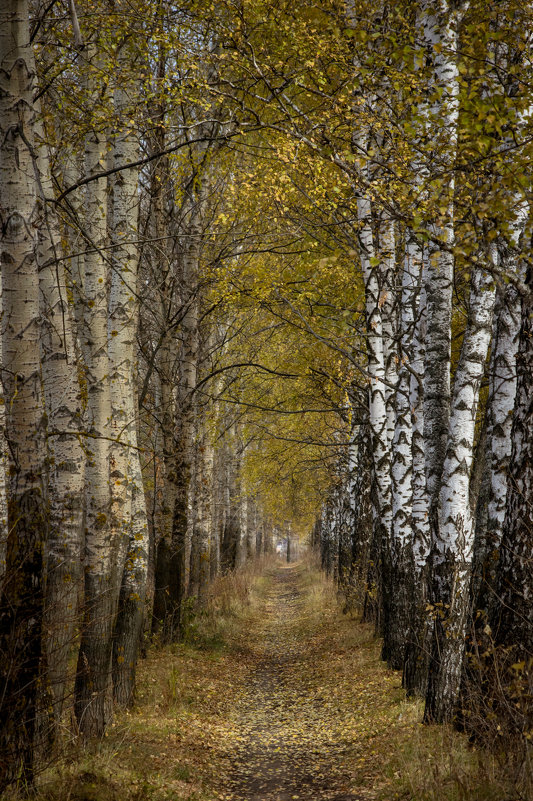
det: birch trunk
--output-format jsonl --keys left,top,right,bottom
{"left": 471, "top": 187, "right": 527, "bottom": 611}
{"left": 0, "top": 1, "right": 48, "bottom": 785}
{"left": 347, "top": 421, "right": 373, "bottom": 613}
{"left": 338, "top": 451, "right": 354, "bottom": 593}
{"left": 33, "top": 110, "right": 86, "bottom": 733}
{"left": 381, "top": 220, "right": 398, "bottom": 453}
{"left": 109, "top": 63, "right": 149, "bottom": 706}
{"left": 410, "top": 251, "right": 430, "bottom": 577}
{"left": 199, "top": 427, "right": 215, "bottom": 602}
{"left": 235, "top": 433, "right": 247, "bottom": 568}
{"left": 387, "top": 240, "right": 418, "bottom": 670}
{"left": 400, "top": 16, "right": 433, "bottom": 691}
{"left": 255, "top": 512, "right": 263, "bottom": 559}
{"left": 220, "top": 435, "right": 234, "bottom": 571}
{"left": 493, "top": 264, "right": 533, "bottom": 691}
{"left": 113, "top": 450, "right": 148, "bottom": 706}
{"left": 418, "top": 0, "right": 469, "bottom": 714}
{"left": 421, "top": 0, "right": 469, "bottom": 511}
{"left": 168, "top": 192, "right": 201, "bottom": 618}
{"left": 210, "top": 432, "right": 223, "bottom": 579}
{"left": 486, "top": 64, "right": 532, "bottom": 640}
{"left": 424, "top": 267, "right": 496, "bottom": 723}
{"left": 148, "top": 51, "right": 183, "bottom": 641}
{"left": 357, "top": 191, "right": 392, "bottom": 639}
{"left": 58, "top": 152, "right": 85, "bottom": 337}
{"left": 221, "top": 425, "right": 241, "bottom": 571}
{"left": 74, "top": 44, "right": 114, "bottom": 738}
{"left": 348, "top": 0, "right": 393, "bottom": 636}
{"left": 471, "top": 278, "right": 521, "bottom": 614}
{"left": 246, "top": 496, "right": 256, "bottom": 561}
{"left": 404, "top": 249, "right": 431, "bottom": 695}
{"left": 237, "top": 492, "right": 248, "bottom": 568}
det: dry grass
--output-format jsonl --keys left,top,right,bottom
{"left": 297, "top": 567, "right": 530, "bottom": 801}
{"left": 17, "top": 560, "right": 270, "bottom": 801}
{"left": 6, "top": 557, "right": 529, "bottom": 801}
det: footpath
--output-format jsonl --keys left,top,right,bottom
{"left": 221, "top": 564, "right": 379, "bottom": 800}
{"left": 40, "top": 562, "right": 499, "bottom": 801}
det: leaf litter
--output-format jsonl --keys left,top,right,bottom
{"left": 215, "top": 565, "right": 380, "bottom": 801}
{"left": 40, "top": 561, "right": 497, "bottom": 801}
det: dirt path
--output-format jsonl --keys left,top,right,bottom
{"left": 40, "top": 561, "right": 500, "bottom": 801}
{"left": 220, "top": 565, "right": 370, "bottom": 801}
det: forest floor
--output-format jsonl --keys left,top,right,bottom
{"left": 37, "top": 561, "right": 520, "bottom": 801}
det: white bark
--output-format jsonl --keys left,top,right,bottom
{"left": 391, "top": 247, "right": 417, "bottom": 554}
{"left": 381, "top": 219, "right": 398, "bottom": 452}
{"left": 435, "top": 267, "right": 496, "bottom": 582}
{"left": 74, "top": 43, "right": 114, "bottom": 737}
{"left": 421, "top": 2, "right": 472, "bottom": 720}
{"left": 0, "top": 1, "right": 48, "bottom": 783}
{"left": 176, "top": 190, "right": 202, "bottom": 597}
{"left": 199, "top": 423, "right": 215, "bottom": 600}
{"left": 425, "top": 265, "right": 496, "bottom": 721}
{"left": 494, "top": 264, "right": 533, "bottom": 660}
{"left": 410, "top": 248, "right": 430, "bottom": 572}
{"left": 471, "top": 197, "right": 528, "bottom": 611}
{"left": 80, "top": 48, "right": 112, "bottom": 569}
{"left": 0, "top": 0, "right": 45, "bottom": 522}
{"left": 238, "top": 492, "right": 248, "bottom": 568}
{"left": 403, "top": 244, "right": 431, "bottom": 695}
{"left": 246, "top": 494, "right": 255, "bottom": 561}
{"left": 357, "top": 193, "right": 392, "bottom": 537}
{"left": 35, "top": 112, "right": 85, "bottom": 722}
{"left": 421, "top": 0, "right": 469, "bottom": 505}
{"left": 60, "top": 155, "right": 85, "bottom": 337}
{"left": 384, "top": 239, "right": 419, "bottom": 667}
{"left": 485, "top": 218, "right": 528, "bottom": 551}
{"left": 108, "top": 67, "right": 146, "bottom": 572}
{"left": 485, "top": 282, "right": 521, "bottom": 534}
{"left": 109, "top": 59, "right": 148, "bottom": 705}
{"left": 235, "top": 432, "right": 247, "bottom": 567}
{"left": 113, "top": 435, "right": 148, "bottom": 706}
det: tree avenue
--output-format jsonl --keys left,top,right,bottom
{"left": 0, "top": 0, "right": 532, "bottom": 794}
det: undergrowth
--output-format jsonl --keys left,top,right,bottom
{"left": 6, "top": 561, "right": 265, "bottom": 801}
{"left": 3, "top": 556, "right": 529, "bottom": 801}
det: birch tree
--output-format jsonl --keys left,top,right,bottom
{"left": 355, "top": 188, "right": 392, "bottom": 636}
{"left": 471, "top": 276, "right": 522, "bottom": 613}
{"left": 109, "top": 41, "right": 149, "bottom": 706}
{"left": 424, "top": 266, "right": 496, "bottom": 722}
{"left": 146, "top": 54, "right": 184, "bottom": 641}
{"left": 32, "top": 107, "right": 86, "bottom": 735}
{"left": 421, "top": 0, "right": 468, "bottom": 516}
{"left": 471, "top": 34, "right": 531, "bottom": 611}
{"left": 0, "top": 0, "right": 48, "bottom": 786}
{"left": 74, "top": 43, "right": 115, "bottom": 738}
{"left": 387, "top": 241, "right": 418, "bottom": 671}
{"left": 404, "top": 253, "right": 431, "bottom": 695}
{"left": 417, "top": 0, "right": 469, "bottom": 718}
{"left": 492, "top": 264, "right": 533, "bottom": 723}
